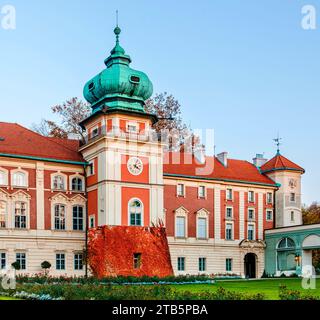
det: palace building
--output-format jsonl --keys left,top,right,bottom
{"left": 0, "top": 26, "right": 318, "bottom": 278}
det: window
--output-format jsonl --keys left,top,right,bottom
{"left": 0, "top": 253, "right": 6, "bottom": 270}
{"left": 73, "top": 206, "right": 84, "bottom": 231}
{"left": 248, "top": 191, "right": 255, "bottom": 203}
{"left": 89, "top": 215, "right": 95, "bottom": 228}
{"left": 197, "top": 218, "right": 207, "bottom": 239}
{"left": 16, "top": 253, "right": 26, "bottom": 270}
{"left": 54, "top": 204, "right": 66, "bottom": 230}
{"left": 278, "top": 237, "right": 295, "bottom": 249}
{"left": 128, "top": 125, "right": 137, "bottom": 132}
{"left": 248, "top": 225, "right": 255, "bottom": 240}
{"left": 226, "top": 207, "right": 233, "bottom": 219}
{"left": 129, "top": 200, "right": 142, "bottom": 226}
{"left": 133, "top": 253, "right": 142, "bottom": 269}
{"left": 56, "top": 253, "right": 65, "bottom": 270}
{"left": 198, "top": 186, "right": 205, "bottom": 198}
{"left": 226, "top": 223, "right": 233, "bottom": 240}
{"left": 14, "top": 202, "right": 27, "bottom": 229}
{"left": 248, "top": 209, "right": 255, "bottom": 220}
{"left": 175, "top": 216, "right": 186, "bottom": 238}
{"left": 0, "top": 201, "right": 7, "bottom": 228}
{"left": 0, "top": 171, "right": 6, "bottom": 185}
{"left": 199, "top": 258, "right": 206, "bottom": 272}
{"left": 87, "top": 161, "right": 95, "bottom": 176}
{"left": 12, "top": 172, "right": 27, "bottom": 187}
{"left": 291, "top": 211, "right": 295, "bottom": 222}
{"left": 266, "top": 210, "right": 273, "bottom": 221}
{"left": 72, "top": 177, "right": 83, "bottom": 192}
{"left": 177, "top": 257, "right": 185, "bottom": 271}
{"left": 267, "top": 192, "right": 273, "bottom": 204}
{"left": 290, "top": 193, "right": 296, "bottom": 202}
{"left": 74, "top": 253, "right": 83, "bottom": 270}
{"left": 226, "top": 188, "right": 233, "bottom": 201}
{"left": 177, "top": 184, "right": 184, "bottom": 197}
{"left": 53, "top": 175, "right": 65, "bottom": 190}
{"left": 91, "top": 127, "right": 99, "bottom": 138}
{"left": 226, "top": 258, "right": 232, "bottom": 272}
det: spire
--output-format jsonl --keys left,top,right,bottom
{"left": 273, "top": 134, "right": 282, "bottom": 155}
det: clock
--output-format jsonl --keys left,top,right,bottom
{"left": 127, "top": 157, "right": 143, "bottom": 176}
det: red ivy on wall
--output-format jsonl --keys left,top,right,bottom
{"left": 88, "top": 225, "right": 174, "bottom": 278}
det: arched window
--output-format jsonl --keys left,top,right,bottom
{"left": 129, "top": 200, "right": 142, "bottom": 226}
{"left": 53, "top": 175, "right": 65, "bottom": 190}
{"left": 0, "top": 171, "right": 7, "bottom": 186}
{"left": 12, "top": 172, "right": 27, "bottom": 187}
{"left": 54, "top": 204, "right": 66, "bottom": 230}
{"left": 278, "top": 237, "right": 295, "bottom": 249}
{"left": 72, "top": 178, "right": 83, "bottom": 192}
{"left": 14, "top": 201, "right": 27, "bottom": 229}
{"left": 73, "top": 206, "right": 84, "bottom": 231}
{"left": 0, "top": 201, "right": 7, "bottom": 228}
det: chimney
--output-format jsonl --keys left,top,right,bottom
{"left": 253, "top": 153, "right": 268, "bottom": 168}
{"left": 193, "top": 144, "right": 206, "bottom": 164}
{"left": 217, "top": 152, "right": 228, "bottom": 167}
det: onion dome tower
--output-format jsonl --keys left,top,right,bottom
{"left": 83, "top": 26, "right": 153, "bottom": 114}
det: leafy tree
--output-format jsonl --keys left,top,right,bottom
{"left": 32, "top": 97, "right": 90, "bottom": 139}
{"left": 11, "top": 261, "right": 21, "bottom": 270}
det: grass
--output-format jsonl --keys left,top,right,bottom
{"left": 170, "top": 278, "right": 320, "bottom": 300}
{"left": 0, "top": 296, "right": 20, "bottom": 300}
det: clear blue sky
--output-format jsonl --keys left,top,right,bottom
{"left": 0, "top": 0, "right": 319, "bottom": 204}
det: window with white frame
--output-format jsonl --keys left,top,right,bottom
{"left": 129, "top": 200, "right": 142, "bottom": 226}
{"left": 54, "top": 204, "right": 66, "bottom": 230}
{"left": 198, "top": 186, "right": 205, "bottom": 198}
{"left": 175, "top": 216, "right": 186, "bottom": 238}
{"left": 226, "top": 207, "right": 233, "bottom": 219}
{"left": 12, "top": 172, "right": 27, "bottom": 187}
{"left": 197, "top": 217, "right": 207, "bottom": 239}
{"left": 248, "top": 224, "right": 255, "bottom": 240}
{"left": 89, "top": 215, "right": 95, "bottom": 228}
{"left": 14, "top": 202, "right": 27, "bottom": 229}
{"left": 248, "top": 208, "right": 255, "bottom": 220}
{"left": 248, "top": 191, "right": 255, "bottom": 202}
{"left": 127, "top": 123, "right": 138, "bottom": 133}
{"left": 16, "top": 253, "right": 26, "bottom": 270}
{"left": 0, "top": 171, "right": 7, "bottom": 186}
{"left": 73, "top": 206, "right": 84, "bottom": 231}
{"left": 91, "top": 126, "right": 99, "bottom": 138}
{"left": 71, "top": 177, "right": 83, "bottom": 192}
{"left": 266, "top": 210, "right": 273, "bottom": 221}
{"left": 56, "top": 253, "right": 65, "bottom": 270}
{"left": 199, "top": 257, "right": 206, "bottom": 272}
{"left": 290, "top": 193, "right": 296, "bottom": 202}
{"left": 267, "top": 192, "right": 273, "bottom": 204}
{"left": 0, "top": 201, "right": 7, "bottom": 228}
{"left": 87, "top": 161, "right": 95, "bottom": 176}
{"left": 291, "top": 211, "right": 295, "bottom": 222}
{"left": 0, "top": 253, "right": 6, "bottom": 270}
{"left": 74, "top": 253, "right": 83, "bottom": 270}
{"left": 177, "top": 257, "right": 185, "bottom": 271}
{"left": 53, "top": 175, "right": 65, "bottom": 190}
{"left": 226, "top": 223, "right": 233, "bottom": 240}
{"left": 177, "top": 184, "right": 184, "bottom": 197}
{"left": 226, "top": 188, "right": 233, "bottom": 201}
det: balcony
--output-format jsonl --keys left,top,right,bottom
{"left": 81, "top": 126, "right": 162, "bottom": 146}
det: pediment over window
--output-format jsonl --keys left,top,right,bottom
{"left": 11, "top": 190, "right": 31, "bottom": 201}
{"left": 70, "top": 194, "right": 87, "bottom": 204}
{"left": 0, "top": 189, "right": 9, "bottom": 201}
{"left": 175, "top": 206, "right": 189, "bottom": 216}
{"left": 196, "top": 208, "right": 210, "bottom": 217}
{"left": 50, "top": 193, "right": 69, "bottom": 203}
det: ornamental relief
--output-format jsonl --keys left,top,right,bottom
{"left": 11, "top": 190, "right": 31, "bottom": 201}
{"left": 196, "top": 208, "right": 210, "bottom": 217}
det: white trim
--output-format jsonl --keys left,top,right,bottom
{"left": 0, "top": 167, "right": 8, "bottom": 186}
{"left": 51, "top": 172, "right": 67, "bottom": 191}
{"left": 69, "top": 174, "right": 85, "bottom": 192}
{"left": 128, "top": 198, "right": 144, "bottom": 226}
{"left": 11, "top": 169, "right": 28, "bottom": 188}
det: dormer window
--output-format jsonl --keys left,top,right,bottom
{"left": 88, "top": 82, "right": 95, "bottom": 91}
{"left": 53, "top": 175, "right": 65, "bottom": 191}
{"left": 130, "top": 76, "right": 140, "bottom": 84}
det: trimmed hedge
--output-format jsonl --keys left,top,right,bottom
{"left": 7, "top": 283, "right": 265, "bottom": 300}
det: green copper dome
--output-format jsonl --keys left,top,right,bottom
{"left": 83, "top": 27, "right": 153, "bottom": 113}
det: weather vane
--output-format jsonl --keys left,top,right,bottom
{"left": 273, "top": 133, "right": 282, "bottom": 155}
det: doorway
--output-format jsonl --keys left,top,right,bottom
{"left": 244, "top": 253, "right": 257, "bottom": 278}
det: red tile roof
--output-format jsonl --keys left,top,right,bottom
{"left": 260, "top": 153, "right": 304, "bottom": 173}
{"left": 163, "top": 152, "right": 277, "bottom": 186}
{"left": 0, "top": 122, "right": 84, "bottom": 163}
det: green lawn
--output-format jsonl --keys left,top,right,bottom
{"left": 170, "top": 278, "right": 320, "bottom": 300}
{"left": 0, "top": 296, "right": 20, "bottom": 300}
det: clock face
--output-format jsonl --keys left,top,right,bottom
{"left": 127, "top": 157, "right": 143, "bottom": 176}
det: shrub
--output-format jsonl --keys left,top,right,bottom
{"left": 41, "top": 261, "right": 51, "bottom": 270}
{"left": 279, "top": 285, "right": 320, "bottom": 300}
{"left": 11, "top": 261, "right": 20, "bottom": 270}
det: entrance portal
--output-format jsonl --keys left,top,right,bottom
{"left": 244, "top": 253, "right": 257, "bottom": 278}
